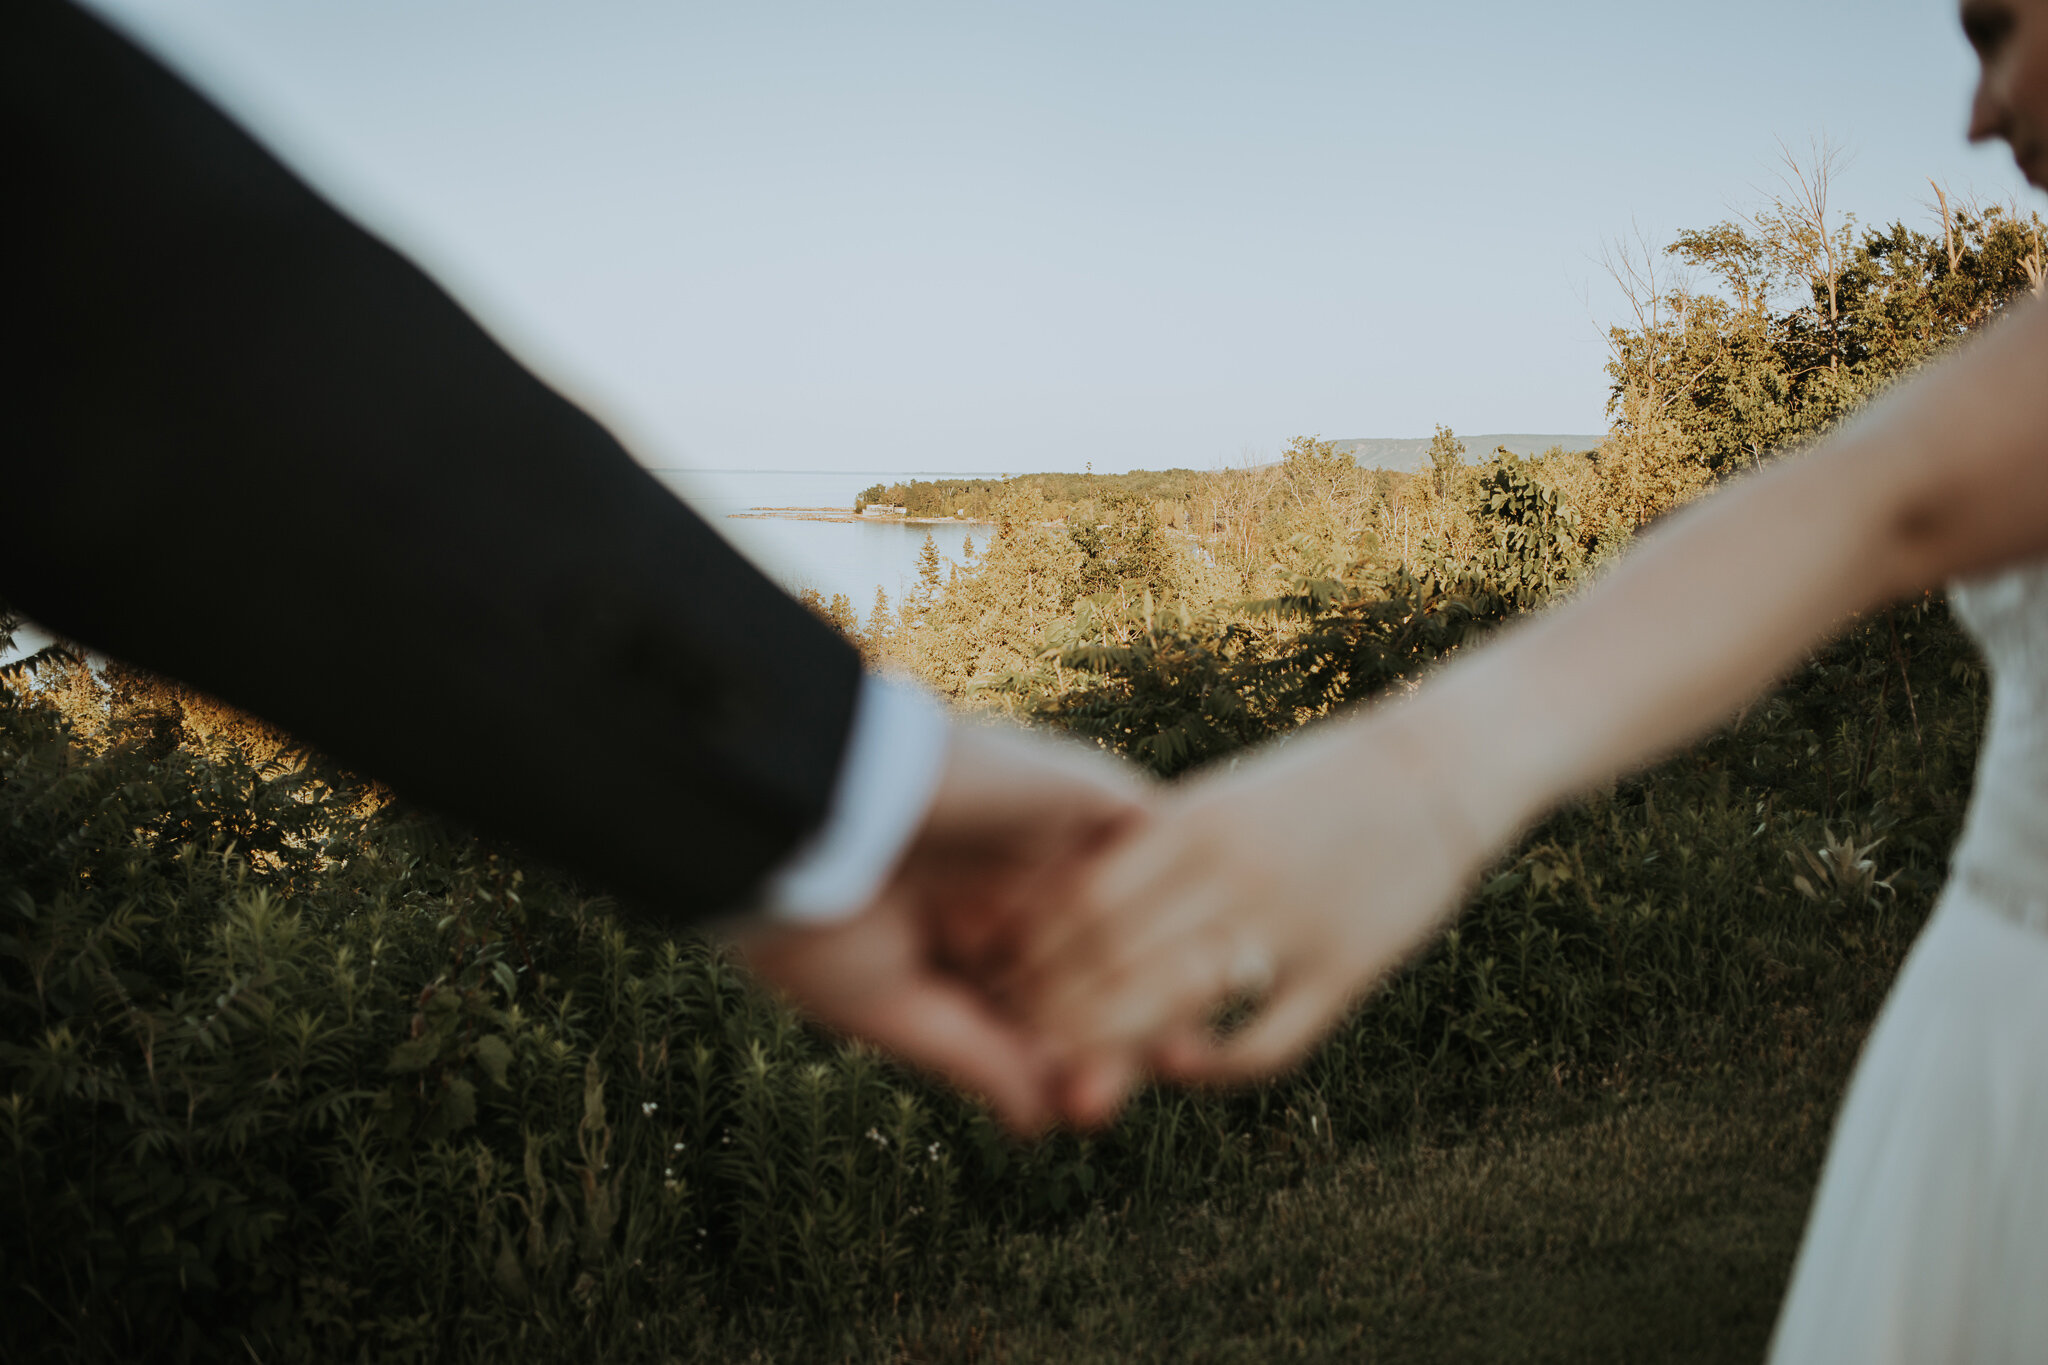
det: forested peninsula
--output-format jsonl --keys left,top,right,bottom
{"left": 3, "top": 184, "right": 2043, "bottom": 1361}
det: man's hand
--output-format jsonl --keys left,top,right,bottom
{"left": 731, "top": 722, "right": 1149, "bottom": 1134}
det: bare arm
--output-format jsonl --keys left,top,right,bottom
{"left": 1020, "top": 297, "right": 2048, "bottom": 1114}
{"left": 1429, "top": 295, "right": 2048, "bottom": 854}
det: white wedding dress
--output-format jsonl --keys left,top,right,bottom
{"left": 1767, "top": 561, "right": 2048, "bottom": 1363}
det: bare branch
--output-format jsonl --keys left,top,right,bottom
{"left": 1747, "top": 133, "right": 1857, "bottom": 367}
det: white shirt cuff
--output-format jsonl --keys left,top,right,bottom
{"left": 759, "top": 673, "right": 951, "bottom": 924}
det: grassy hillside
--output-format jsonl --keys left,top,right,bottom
{"left": 0, "top": 591, "right": 1980, "bottom": 1361}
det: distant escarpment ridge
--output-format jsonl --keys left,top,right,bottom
{"left": 1333, "top": 434, "right": 1605, "bottom": 473}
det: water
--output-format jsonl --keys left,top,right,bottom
{"left": 0, "top": 469, "right": 1003, "bottom": 669}
{"left": 652, "top": 468, "right": 993, "bottom": 615}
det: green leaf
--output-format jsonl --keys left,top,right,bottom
{"left": 442, "top": 1077, "right": 477, "bottom": 1134}
{"left": 475, "top": 1033, "right": 514, "bottom": 1088}
{"left": 387, "top": 1037, "right": 440, "bottom": 1074}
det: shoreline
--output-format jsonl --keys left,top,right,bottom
{"left": 726, "top": 506, "right": 996, "bottom": 526}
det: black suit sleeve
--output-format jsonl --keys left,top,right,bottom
{"left": 2, "top": 0, "right": 864, "bottom": 920}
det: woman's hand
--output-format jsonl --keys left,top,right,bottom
{"left": 1011, "top": 710, "right": 1496, "bottom": 1124}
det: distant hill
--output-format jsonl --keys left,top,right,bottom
{"left": 1332, "top": 434, "right": 1606, "bottom": 473}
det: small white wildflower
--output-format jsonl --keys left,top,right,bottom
{"left": 641, "top": 1101, "right": 659, "bottom": 1117}
{"left": 926, "top": 1141, "right": 942, "bottom": 1162}
{"left": 865, "top": 1127, "right": 888, "bottom": 1149}
{"left": 664, "top": 1167, "right": 674, "bottom": 1178}
{"left": 672, "top": 1141, "right": 685, "bottom": 1152}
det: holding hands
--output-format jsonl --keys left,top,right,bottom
{"left": 740, "top": 701, "right": 1504, "bottom": 1134}
{"left": 733, "top": 720, "right": 1152, "bottom": 1133}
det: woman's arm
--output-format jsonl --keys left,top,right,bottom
{"left": 1421, "top": 295, "right": 2048, "bottom": 855}
{"left": 1018, "top": 297, "right": 2048, "bottom": 1116}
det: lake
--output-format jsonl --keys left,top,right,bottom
{"left": 652, "top": 468, "right": 993, "bottom": 616}
{"left": 0, "top": 469, "right": 1002, "bottom": 668}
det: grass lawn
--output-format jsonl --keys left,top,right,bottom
{"left": 800, "top": 1017, "right": 1862, "bottom": 1365}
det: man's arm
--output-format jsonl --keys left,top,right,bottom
{"left": 5, "top": 0, "right": 858, "bottom": 917}
{"left": 5, "top": 3, "right": 1161, "bottom": 1132}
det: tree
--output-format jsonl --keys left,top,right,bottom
{"left": 796, "top": 586, "right": 861, "bottom": 641}
{"left": 1273, "top": 436, "right": 1375, "bottom": 573}
{"left": 865, "top": 586, "right": 894, "bottom": 650}
{"left": 1191, "top": 455, "right": 1285, "bottom": 593}
{"left": 1599, "top": 387, "right": 1711, "bottom": 530}
{"left": 1067, "top": 495, "right": 1176, "bottom": 607}
{"left": 1426, "top": 426, "right": 1466, "bottom": 501}
{"left": 1472, "top": 464, "right": 1583, "bottom": 610}
{"left": 1615, "top": 156, "right": 2045, "bottom": 493}
{"left": 1748, "top": 135, "right": 1857, "bottom": 372}
{"left": 889, "top": 483, "right": 1079, "bottom": 705}
{"left": 914, "top": 533, "right": 944, "bottom": 609}
{"left": 1669, "top": 221, "right": 1774, "bottom": 318}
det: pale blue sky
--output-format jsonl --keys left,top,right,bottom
{"left": 92, "top": 1, "right": 2036, "bottom": 474}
